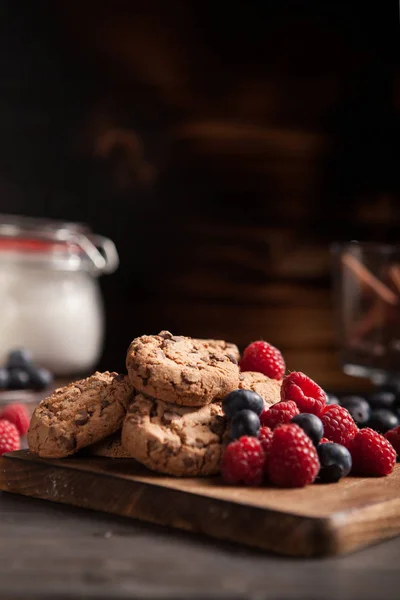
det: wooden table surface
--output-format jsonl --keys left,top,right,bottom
{"left": 2, "top": 381, "right": 400, "bottom": 599}
{"left": 2, "top": 490, "right": 400, "bottom": 600}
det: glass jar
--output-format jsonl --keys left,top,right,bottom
{"left": 0, "top": 214, "right": 119, "bottom": 376}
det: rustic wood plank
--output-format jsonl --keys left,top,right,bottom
{"left": 2, "top": 451, "right": 400, "bottom": 558}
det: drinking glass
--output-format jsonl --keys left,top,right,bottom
{"left": 331, "top": 241, "right": 400, "bottom": 386}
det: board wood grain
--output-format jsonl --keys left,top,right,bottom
{"left": 1, "top": 450, "right": 400, "bottom": 558}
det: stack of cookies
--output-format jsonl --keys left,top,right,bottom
{"left": 28, "top": 331, "right": 281, "bottom": 477}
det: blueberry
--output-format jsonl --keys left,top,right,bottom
{"left": 325, "top": 393, "right": 340, "bottom": 405}
{"left": 340, "top": 396, "right": 371, "bottom": 427}
{"left": 291, "top": 413, "right": 324, "bottom": 446}
{"left": 317, "top": 442, "right": 352, "bottom": 483}
{"left": 391, "top": 392, "right": 400, "bottom": 418}
{"left": 369, "top": 390, "right": 396, "bottom": 409}
{"left": 28, "top": 367, "right": 53, "bottom": 391}
{"left": 0, "top": 368, "right": 9, "bottom": 390}
{"left": 223, "top": 389, "right": 264, "bottom": 418}
{"left": 378, "top": 382, "right": 400, "bottom": 395}
{"left": 367, "top": 409, "right": 399, "bottom": 434}
{"left": 6, "top": 348, "right": 33, "bottom": 370}
{"left": 8, "top": 369, "right": 30, "bottom": 390}
{"left": 231, "top": 409, "right": 261, "bottom": 439}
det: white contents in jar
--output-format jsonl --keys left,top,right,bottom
{"left": 0, "top": 264, "right": 104, "bottom": 375}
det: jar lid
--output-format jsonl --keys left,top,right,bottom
{"left": 0, "top": 238, "right": 81, "bottom": 253}
{"left": 0, "top": 214, "right": 119, "bottom": 274}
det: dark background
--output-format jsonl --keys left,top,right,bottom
{"left": 0, "top": 1, "right": 399, "bottom": 389}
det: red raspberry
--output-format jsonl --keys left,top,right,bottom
{"left": 266, "top": 424, "right": 320, "bottom": 487}
{"left": 260, "top": 401, "right": 299, "bottom": 429}
{"left": 221, "top": 436, "right": 265, "bottom": 486}
{"left": 239, "top": 341, "right": 285, "bottom": 380}
{"left": 0, "top": 420, "right": 20, "bottom": 455}
{"left": 0, "top": 403, "right": 30, "bottom": 436}
{"left": 280, "top": 372, "right": 326, "bottom": 416}
{"left": 258, "top": 426, "right": 273, "bottom": 455}
{"left": 319, "top": 438, "right": 330, "bottom": 444}
{"left": 320, "top": 405, "right": 358, "bottom": 448}
{"left": 385, "top": 427, "right": 400, "bottom": 456}
{"left": 350, "top": 428, "right": 396, "bottom": 476}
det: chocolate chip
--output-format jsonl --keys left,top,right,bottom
{"left": 61, "top": 435, "right": 76, "bottom": 451}
{"left": 181, "top": 369, "right": 200, "bottom": 384}
{"left": 210, "top": 416, "right": 226, "bottom": 437}
{"left": 171, "top": 336, "right": 184, "bottom": 342}
{"left": 99, "top": 399, "right": 111, "bottom": 415}
{"left": 74, "top": 410, "right": 89, "bottom": 426}
{"left": 148, "top": 439, "right": 161, "bottom": 453}
{"left": 209, "top": 353, "right": 224, "bottom": 362}
{"left": 150, "top": 403, "right": 158, "bottom": 418}
{"left": 141, "top": 367, "right": 151, "bottom": 386}
{"left": 226, "top": 354, "right": 238, "bottom": 364}
{"left": 158, "top": 331, "right": 173, "bottom": 340}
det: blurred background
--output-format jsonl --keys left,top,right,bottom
{"left": 0, "top": 1, "right": 399, "bottom": 391}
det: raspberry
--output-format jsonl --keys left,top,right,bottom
{"left": 320, "top": 405, "right": 358, "bottom": 448}
{"left": 319, "top": 438, "right": 330, "bottom": 444}
{"left": 385, "top": 426, "right": 400, "bottom": 456}
{"left": 258, "top": 426, "right": 273, "bottom": 455}
{"left": 280, "top": 372, "right": 326, "bottom": 416}
{"left": 0, "top": 403, "right": 30, "bottom": 436}
{"left": 0, "top": 420, "right": 20, "bottom": 455}
{"left": 350, "top": 428, "right": 396, "bottom": 476}
{"left": 266, "top": 424, "right": 320, "bottom": 487}
{"left": 221, "top": 436, "right": 265, "bottom": 486}
{"left": 239, "top": 341, "right": 285, "bottom": 380}
{"left": 260, "top": 401, "right": 299, "bottom": 429}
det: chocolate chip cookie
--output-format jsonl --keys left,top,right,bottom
{"left": 28, "top": 371, "right": 133, "bottom": 458}
{"left": 121, "top": 392, "right": 227, "bottom": 476}
{"left": 239, "top": 371, "right": 281, "bottom": 407}
{"left": 86, "top": 431, "right": 132, "bottom": 459}
{"left": 126, "top": 331, "right": 239, "bottom": 406}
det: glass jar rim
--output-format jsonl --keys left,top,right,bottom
{"left": 0, "top": 213, "right": 119, "bottom": 274}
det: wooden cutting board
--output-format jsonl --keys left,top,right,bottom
{"left": 1, "top": 450, "right": 400, "bottom": 557}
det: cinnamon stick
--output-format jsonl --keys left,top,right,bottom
{"left": 389, "top": 264, "right": 400, "bottom": 293}
{"left": 341, "top": 253, "right": 399, "bottom": 305}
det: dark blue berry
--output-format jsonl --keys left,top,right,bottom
{"left": 6, "top": 348, "right": 33, "bottom": 370}
{"left": 223, "top": 389, "right": 264, "bottom": 418}
{"left": 369, "top": 390, "right": 396, "bottom": 409}
{"left": 28, "top": 367, "right": 53, "bottom": 391}
{"left": 317, "top": 442, "right": 352, "bottom": 483}
{"left": 291, "top": 413, "right": 324, "bottom": 446}
{"left": 230, "top": 409, "right": 260, "bottom": 439}
{"left": 391, "top": 391, "right": 400, "bottom": 418}
{"left": 340, "top": 396, "right": 371, "bottom": 427}
{"left": 325, "top": 393, "right": 340, "bottom": 405}
{"left": 0, "top": 368, "right": 9, "bottom": 390}
{"left": 367, "top": 409, "right": 398, "bottom": 434}
{"left": 8, "top": 369, "right": 30, "bottom": 390}
{"left": 378, "top": 382, "right": 400, "bottom": 395}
